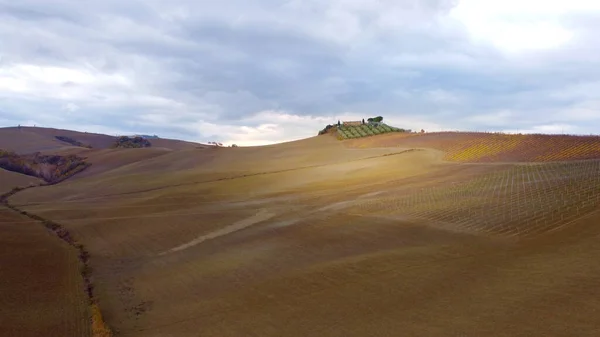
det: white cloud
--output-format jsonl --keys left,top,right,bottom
{"left": 425, "top": 89, "right": 462, "bottom": 104}
{"left": 449, "top": 0, "right": 599, "bottom": 54}
{"left": 0, "top": 64, "right": 129, "bottom": 99}
{"left": 0, "top": 0, "right": 599, "bottom": 145}
{"left": 205, "top": 111, "right": 334, "bottom": 146}
{"left": 502, "top": 123, "right": 576, "bottom": 135}
{"left": 61, "top": 102, "right": 80, "bottom": 112}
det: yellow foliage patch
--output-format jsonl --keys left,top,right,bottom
{"left": 91, "top": 304, "right": 113, "bottom": 337}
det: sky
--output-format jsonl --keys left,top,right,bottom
{"left": 1, "top": 0, "right": 599, "bottom": 146}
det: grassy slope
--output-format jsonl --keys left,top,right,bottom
{"left": 6, "top": 132, "right": 600, "bottom": 336}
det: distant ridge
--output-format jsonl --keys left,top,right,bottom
{"left": 0, "top": 126, "right": 202, "bottom": 153}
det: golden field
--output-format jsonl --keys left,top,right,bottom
{"left": 1, "top": 127, "right": 600, "bottom": 336}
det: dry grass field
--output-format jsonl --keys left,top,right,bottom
{"left": 2, "top": 128, "right": 600, "bottom": 336}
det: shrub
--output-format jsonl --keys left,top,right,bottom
{"left": 91, "top": 304, "right": 113, "bottom": 337}
{"left": 55, "top": 136, "right": 92, "bottom": 148}
{"left": 112, "top": 136, "right": 151, "bottom": 148}
{"left": 318, "top": 124, "right": 335, "bottom": 135}
{"left": 0, "top": 149, "right": 90, "bottom": 183}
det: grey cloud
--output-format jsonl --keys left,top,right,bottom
{"left": 1, "top": 0, "right": 599, "bottom": 142}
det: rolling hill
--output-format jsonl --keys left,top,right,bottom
{"left": 0, "top": 127, "right": 203, "bottom": 154}
{"left": 346, "top": 131, "right": 600, "bottom": 162}
{"left": 1, "top": 128, "right": 600, "bottom": 337}
{"left": 0, "top": 169, "right": 41, "bottom": 194}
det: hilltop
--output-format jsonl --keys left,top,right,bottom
{"left": 318, "top": 116, "right": 411, "bottom": 139}
{"left": 0, "top": 126, "right": 203, "bottom": 154}
{"left": 1, "top": 125, "right": 600, "bottom": 337}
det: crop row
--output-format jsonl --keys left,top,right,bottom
{"left": 345, "top": 132, "right": 600, "bottom": 162}
{"left": 353, "top": 160, "right": 600, "bottom": 237}
{"left": 443, "top": 134, "right": 600, "bottom": 162}
{"left": 337, "top": 124, "right": 402, "bottom": 140}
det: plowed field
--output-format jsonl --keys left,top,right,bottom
{"left": 3, "top": 131, "right": 600, "bottom": 336}
{"left": 346, "top": 132, "right": 600, "bottom": 162}
{"left": 0, "top": 207, "right": 90, "bottom": 337}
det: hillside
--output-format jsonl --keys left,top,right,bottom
{"left": 0, "top": 207, "right": 90, "bottom": 337}
{"left": 0, "top": 169, "right": 41, "bottom": 194}
{"left": 1, "top": 128, "right": 600, "bottom": 336}
{"left": 0, "top": 127, "right": 203, "bottom": 154}
{"left": 0, "top": 150, "right": 90, "bottom": 183}
{"left": 318, "top": 120, "right": 408, "bottom": 139}
{"left": 112, "top": 136, "right": 152, "bottom": 149}
{"left": 336, "top": 123, "right": 405, "bottom": 139}
{"left": 347, "top": 131, "right": 600, "bottom": 162}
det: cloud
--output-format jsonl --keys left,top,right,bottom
{"left": 0, "top": 0, "right": 599, "bottom": 145}
{"left": 61, "top": 102, "right": 79, "bottom": 112}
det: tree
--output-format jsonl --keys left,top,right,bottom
{"left": 367, "top": 116, "right": 383, "bottom": 123}
{"left": 362, "top": 118, "right": 365, "bottom": 124}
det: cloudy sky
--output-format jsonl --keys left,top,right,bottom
{"left": 1, "top": 0, "right": 599, "bottom": 146}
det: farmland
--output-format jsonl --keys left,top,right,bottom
{"left": 2, "top": 126, "right": 600, "bottom": 336}
{"left": 346, "top": 131, "right": 600, "bottom": 162}
{"left": 354, "top": 160, "right": 600, "bottom": 237}
{"left": 0, "top": 206, "right": 90, "bottom": 337}
{"left": 336, "top": 123, "right": 405, "bottom": 139}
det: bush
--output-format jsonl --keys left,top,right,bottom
{"left": 318, "top": 124, "right": 335, "bottom": 135}
{"left": 55, "top": 136, "right": 92, "bottom": 148}
{"left": 0, "top": 149, "right": 90, "bottom": 183}
{"left": 91, "top": 304, "right": 113, "bottom": 337}
{"left": 367, "top": 116, "right": 383, "bottom": 123}
{"left": 112, "top": 136, "right": 151, "bottom": 148}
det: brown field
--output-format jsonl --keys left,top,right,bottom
{"left": 346, "top": 131, "right": 600, "bottom": 162}
{"left": 0, "top": 169, "right": 41, "bottom": 194}
{"left": 0, "top": 126, "right": 202, "bottom": 154}
{"left": 2, "top": 128, "right": 600, "bottom": 336}
{"left": 0, "top": 207, "right": 90, "bottom": 337}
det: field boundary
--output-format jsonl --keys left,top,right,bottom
{"left": 0, "top": 186, "right": 113, "bottom": 337}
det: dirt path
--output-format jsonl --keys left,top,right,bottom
{"left": 159, "top": 209, "right": 277, "bottom": 255}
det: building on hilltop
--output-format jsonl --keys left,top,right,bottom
{"left": 343, "top": 121, "right": 362, "bottom": 126}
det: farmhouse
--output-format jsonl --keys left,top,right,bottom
{"left": 343, "top": 121, "right": 362, "bottom": 126}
